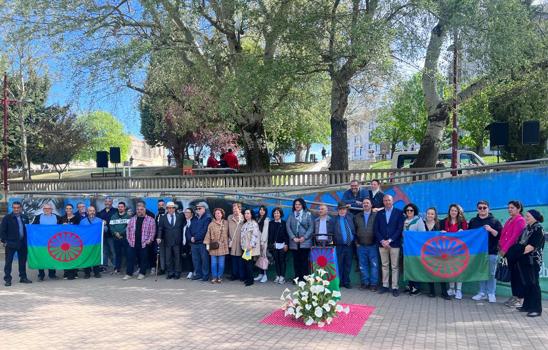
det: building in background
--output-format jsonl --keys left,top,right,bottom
{"left": 128, "top": 136, "right": 168, "bottom": 167}
{"left": 347, "top": 108, "right": 381, "bottom": 162}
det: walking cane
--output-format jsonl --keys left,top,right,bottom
{"left": 154, "top": 243, "right": 160, "bottom": 282}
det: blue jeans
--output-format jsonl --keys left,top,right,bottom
{"left": 357, "top": 244, "right": 379, "bottom": 286}
{"left": 113, "top": 238, "right": 128, "bottom": 271}
{"left": 191, "top": 244, "right": 210, "bottom": 280}
{"left": 479, "top": 254, "right": 498, "bottom": 295}
{"left": 211, "top": 255, "right": 226, "bottom": 279}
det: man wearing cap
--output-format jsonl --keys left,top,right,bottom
{"left": 157, "top": 202, "right": 185, "bottom": 279}
{"left": 333, "top": 202, "right": 356, "bottom": 289}
{"left": 189, "top": 202, "right": 212, "bottom": 281}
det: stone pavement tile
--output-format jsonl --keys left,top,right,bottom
{"left": 0, "top": 264, "right": 547, "bottom": 349}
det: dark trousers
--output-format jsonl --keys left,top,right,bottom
{"left": 113, "top": 238, "right": 128, "bottom": 271}
{"left": 243, "top": 258, "right": 255, "bottom": 284}
{"left": 428, "top": 282, "right": 449, "bottom": 296}
{"left": 65, "top": 269, "right": 78, "bottom": 279}
{"left": 191, "top": 243, "right": 209, "bottom": 280}
{"left": 336, "top": 245, "right": 353, "bottom": 287}
{"left": 230, "top": 255, "right": 245, "bottom": 280}
{"left": 181, "top": 244, "right": 194, "bottom": 273}
{"left": 522, "top": 265, "right": 542, "bottom": 314}
{"left": 38, "top": 269, "right": 56, "bottom": 279}
{"left": 165, "top": 244, "right": 181, "bottom": 275}
{"left": 127, "top": 245, "right": 148, "bottom": 276}
{"left": 408, "top": 281, "right": 421, "bottom": 290}
{"left": 149, "top": 241, "right": 165, "bottom": 271}
{"left": 4, "top": 245, "right": 28, "bottom": 282}
{"left": 292, "top": 248, "right": 310, "bottom": 281}
{"left": 511, "top": 263, "right": 525, "bottom": 298}
{"left": 83, "top": 266, "right": 101, "bottom": 276}
{"left": 273, "top": 249, "right": 287, "bottom": 277}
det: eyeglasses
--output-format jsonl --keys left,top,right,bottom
{"left": 405, "top": 209, "right": 414, "bottom": 212}
{"left": 478, "top": 206, "right": 488, "bottom": 210}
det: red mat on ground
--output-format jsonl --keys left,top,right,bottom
{"left": 260, "top": 303, "right": 375, "bottom": 336}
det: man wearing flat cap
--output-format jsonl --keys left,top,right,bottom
{"left": 189, "top": 201, "right": 212, "bottom": 281}
{"left": 157, "top": 202, "right": 185, "bottom": 279}
{"left": 333, "top": 202, "right": 356, "bottom": 289}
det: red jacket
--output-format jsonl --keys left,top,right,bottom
{"left": 207, "top": 156, "right": 219, "bottom": 168}
{"left": 224, "top": 151, "right": 239, "bottom": 169}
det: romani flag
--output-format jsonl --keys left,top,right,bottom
{"left": 26, "top": 223, "right": 103, "bottom": 269}
{"left": 310, "top": 247, "right": 340, "bottom": 297}
{"left": 403, "top": 227, "right": 489, "bottom": 282}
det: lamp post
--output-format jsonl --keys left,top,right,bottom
{"left": 449, "top": 32, "right": 459, "bottom": 177}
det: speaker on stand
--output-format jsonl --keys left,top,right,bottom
{"left": 96, "top": 151, "right": 109, "bottom": 177}
{"left": 487, "top": 122, "right": 509, "bottom": 163}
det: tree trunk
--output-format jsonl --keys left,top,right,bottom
{"left": 305, "top": 144, "right": 311, "bottom": 163}
{"left": 413, "top": 104, "right": 449, "bottom": 168}
{"left": 329, "top": 79, "right": 350, "bottom": 170}
{"left": 294, "top": 143, "right": 305, "bottom": 163}
{"left": 240, "top": 118, "right": 270, "bottom": 173}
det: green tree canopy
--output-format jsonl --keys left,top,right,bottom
{"left": 76, "top": 111, "right": 131, "bottom": 162}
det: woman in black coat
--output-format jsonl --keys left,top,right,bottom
{"left": 506, "top": 209, "right": 545, "bottom": 317}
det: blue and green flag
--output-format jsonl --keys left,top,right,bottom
{"left": 403, "top": 227, "right": 489, "bottom": 282}
{"left": 310, "top": 247, "right": 340, "bottom": 297}
{"left": 26, "top": 223, "right": 103, "bottom": 269}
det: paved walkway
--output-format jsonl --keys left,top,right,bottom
{"left": 1, "top": 265, "right": 547, "bottom": 350}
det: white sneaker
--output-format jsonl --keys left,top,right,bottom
{"left": 472, "top": 292, "right": 487, "bottom": 301}
{"left": 274, "top": 276, "right": 280, "bottom": 283}
{"left": 187, "top": 272, "right": 193, "bottom": 279}
{"left": 455, "top": 290, "right": 462, "bottom": 300}
{"left": 278, "top": 277, "right": 285, "bottom": 284}
{"left": 137, "top": 274, "right": 145, "bottom": 280}
{"left": 260, "top": 274, "right": 268, "bottom": 283}
{"left": 254, "top": 274, "right": 263, "bottom": 281}
{"left": 488, "top": 294, "right": 496, "bottom": 303}
{"left": 150, "top": 268, "right": 156, "bottom": 274}
{"left": 447, "top": 288, "right": 455, "bottom": 296}
{"left": 122, "top": 275, "right": 132, "bottom": 280}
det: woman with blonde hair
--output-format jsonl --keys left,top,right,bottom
{"left": 204, "top": 208, "right": 229, "bottom": 283}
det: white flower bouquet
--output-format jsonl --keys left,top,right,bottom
{"left": 280, "top": 269, "right": 350, "bottom": 327}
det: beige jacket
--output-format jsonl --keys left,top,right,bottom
{"left": 228, "top": 214, "right": 244, "bottom": 256}
{"left": 204, "top": 219, "right": 229, "bottom": 256}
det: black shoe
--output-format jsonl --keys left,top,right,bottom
{"left": 38, "top": 276, "right": 44, "bottom": 282}
{"left": 173, "top": 274, "right": 181, "bottom": 280}
{"left": 343, "top": 284, "right": 352, "bottom": 289}
{"left": 67, "top": 276, "right": 75, "bottom": 280}
{"left": 84, "top": 274, "right": 91, "bottom": 279}
{"left": 517, "top": 307, "right": 529, "bottom": 312}
{"left": 191, "top": 275, "right": 202, "bottom": 280}
{"left": 19, "top": 278, "right": 32, "bottom": 284}
{"left": 166, "top": 275, "right": 173, "bottom": 280}
{"left": 94, "top": 273, "right": 101, "bottom": 278}
{"left": 527, "top": 312, "right": 541, "bottom": 317}
{"left": 49, "top": 275, "right": 59, "bottom": 280}
{"left": 378, "top": 287, "right": 389, "bottom": 294}
{"left": 158, "top": 270, "right": 166, "bottom": 275}
{"left": 410, "top": 288, "right": 421, "bottom": 296}
{"left": 442, "top": 294, "right": 452, "bottom": 300}
{"left": 244, "top": 281, "right": 254, "bottom": 286}
{"left": 4, "top": 281, "right": 11, "bottom": 287}
{"left": 392, "top": 289, "right": 400, "bottom": 297}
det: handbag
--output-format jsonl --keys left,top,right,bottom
{"left": 208, "top": 222, "right": 223, "bottom": 250}
{"left": 495, "top": 256, "right": 511, "bottom": 282}
{"left": 255, "top": 256, "right": 269, "bottom": 270}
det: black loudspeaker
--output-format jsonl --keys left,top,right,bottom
{"left": 522, "top": 120, "right": 540, "bottom": 145}
{"left": 110, "top": 147, "right": 121, "bottom": 163}
{"left": 489, "top": 122, "right": 509, "bottom": 147}
{"left": 96, "top": 151, "right": 109, "bottom": 168}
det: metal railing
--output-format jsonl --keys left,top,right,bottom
{"left": 7, "top": 158, "right": 547, "bottom": 194}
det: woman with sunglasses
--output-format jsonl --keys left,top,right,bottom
{"left": 403, "top": 203, "right": 425, "bottom": 295}
{"left": 468, "top": 200, "right": 503, "bottom": 303}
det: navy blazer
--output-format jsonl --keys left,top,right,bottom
{"left": 373, "top": 207, "right": 404, "bottom": 248}
{"left": 0, "top": 213, "right": 30, "bottom": 248}
{"left": 332, "top": 213, "right": 357, "bottom": 246}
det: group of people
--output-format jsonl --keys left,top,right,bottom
{"left": 206, "top": 148, "right": 239, "bottom": 169}
{"left": 1, "top": 179, "right": 545, "bottom": 317}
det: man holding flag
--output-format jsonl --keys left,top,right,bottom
{"left": 1, "top": 201, "right": 32, "bottom": 286}
{"left": 79, "top": 206, "right": 104, "bottom": 279}
{"left": 32, "top": 203, "right": 62, "bottom": 281}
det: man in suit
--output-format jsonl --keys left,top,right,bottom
{"left": 368, "top": 179, "right": 385, "bottom": 211}
{"left": 354, "top": 198, "right": 379, "bottom": 291}
{"left": 157, "top": 201, "right": 185, "bottom": 279}
{"left": 374, "top": 194, "right": 404, "bottom": 297}
{"left": 333, "top": 202, "right": 356, "bottom": 289}
{"left": 313, "top": 204, "right": 335, "bottom": 246}
{"left": 1, "top": 201, "right": 32, "bottom": 286}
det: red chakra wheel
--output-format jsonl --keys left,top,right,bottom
{"left": 420, "top": 236, "right": 470, "bottom": 279}
{"left": 310, "top": 248, "right": 337, "bottom": 281}
{"left": 47, "top": 232, "right": 84, "bottom": 262}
